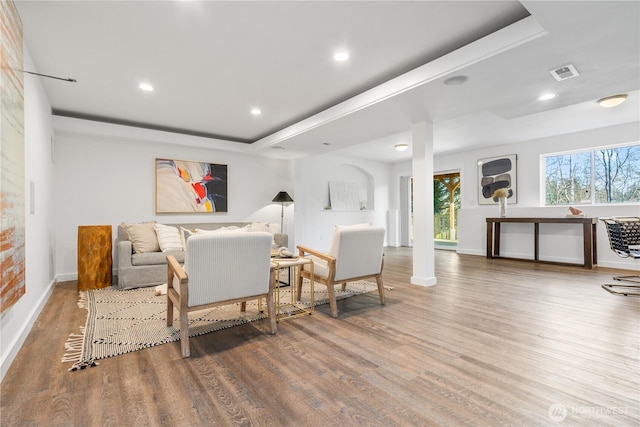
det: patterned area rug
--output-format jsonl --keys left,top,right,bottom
{"left": 62, "top": 280, "right": 378, "bottom": 371}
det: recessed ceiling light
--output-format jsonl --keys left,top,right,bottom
{"left": 538, "top": 93, "right": 557, "bottom": 101}
{"left": 394, "top": 143, "right": 409, "bottom": 152}
{"left": 139, "top": 83, "right": 154, "bottom": 91}
{"left": 333, "top": 51, "right": 350, "bottom": 62}
{"left": 251, "top": 108, "right": 262, "bottom": 116}
{"left": 443, "top": 75, "right": 468, "bottom": 86}
{"left": 597, "top": 94, "right": 628, "bottom": 108}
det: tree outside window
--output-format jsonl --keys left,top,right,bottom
{"left": 434, "top": 173, "right": 460, "bottom": 241}
{"left": 545, "top": 144, "right": 640, "bottom": 205}
{"left": 545, "top": 152, "right": 591, "bottom": 205}
{"left": 594, "top": 146, "right": 640, "bottom": 203}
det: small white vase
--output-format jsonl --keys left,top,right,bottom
{"left": 498, "top": 197, "right": 507, "bottom": 217}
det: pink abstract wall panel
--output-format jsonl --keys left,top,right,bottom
{"left": 0, "top": 0, "right": 25, "bottom": 313}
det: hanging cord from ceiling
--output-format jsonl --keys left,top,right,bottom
{"left": 16, "top": 69, "right": 76, "bottom": 83}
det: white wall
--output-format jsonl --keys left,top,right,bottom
{"left": 433, "top": 122, "right": 640, "bottom": 270}
{"left": 294, "top": 153, "right": 391, "bottom": 252}
{"left": 53, "top": 124, "right": 293, "bottom": 280}
{"left": 1, "top": 46, "right": 55, "bottom": 381}
{"left": 390, "top": 162, "right": 413, "bottom": 247}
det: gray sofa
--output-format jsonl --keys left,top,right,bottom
{"left": 116, "top": 222, "right": 288, "bottom": 290}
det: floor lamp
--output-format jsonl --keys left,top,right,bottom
{"left": 272, "top": 191, "right": 293, "bottom": 234}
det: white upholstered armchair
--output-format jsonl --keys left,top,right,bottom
{"left": 166, "top": 231, "right": 276, "bottom": 357}
{"left": 297, "top": 225, "right": 385, "bottom": 317}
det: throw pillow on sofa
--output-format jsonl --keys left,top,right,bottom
{"left": 155, "top": 223, "right": 183, "bottom": 252}
{"left": 194, "top": 226, "right": 246, "bottom": 233}
{"left": 122, "top": 222, "right": 160, "bottom": 253}
{"left": 180, "top": 226, "right": 194, "bottom": 250}
{"left": 249, "top": 222, "right": 270, "bottom": 233}
{"left": 249, "top": 222, "right": 280, "bottom": 247}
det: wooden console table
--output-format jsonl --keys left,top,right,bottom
{"left": 486, "top": 217, "right": 598, "bottom": 269}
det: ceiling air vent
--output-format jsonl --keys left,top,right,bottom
{"left": 550, "top": 64, "right": 579, "bottom": 81}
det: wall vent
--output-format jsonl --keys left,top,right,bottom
{"left": 550, "top": 64, "right": 579, "bottom": 81}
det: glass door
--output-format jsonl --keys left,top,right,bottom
{"left": 399, "top": 172, "right": 460, "bottom": 248}
{"left": 434, "top": 172, "right": 460, "bottom": 249}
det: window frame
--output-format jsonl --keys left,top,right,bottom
{"left": 542, "top": 142, "right": 640, "bottom": 206}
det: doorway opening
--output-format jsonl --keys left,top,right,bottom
{"left": 399, "top": 172, "right": 460, "bottom": 248}
{"left": 434, "top": 172, "right": 460, "bottom": 249}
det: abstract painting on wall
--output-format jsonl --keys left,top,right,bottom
{"left": 478, "top": 154, "right": 517, "bottom": 205}
{"left": 0, "top": 0, "right": 26, "bottom": 313}
{"left": 156, "top": 158, "right": 228, "bottom": 213}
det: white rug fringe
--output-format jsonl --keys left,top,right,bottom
{"left": 77, "top": 291, "right": 88, "bottom": 309}
{"left": 60, "top": 332, "right": 84, "bottom": 363}
{"left": 61, "top": 325, "right": 100, "bottom": 371}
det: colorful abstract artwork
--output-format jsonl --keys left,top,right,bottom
{"left": 156, "top": 158, "right": 228, "bottom": 213}
{"left": 0, "top": 0, "right": 26, "bottom": 313}
{"left": 478, "top": 154, "right": 517, "bottom": 205}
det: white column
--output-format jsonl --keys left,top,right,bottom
{"left": 411, "top": 122, "right": 437, "bottom": 286}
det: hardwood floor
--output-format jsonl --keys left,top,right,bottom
{"left": 2, "top": 248, "right": 638, "bottom": 426}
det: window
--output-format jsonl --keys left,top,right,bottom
{"left": 544, "top": 144, "right": 640, "bottom": 205}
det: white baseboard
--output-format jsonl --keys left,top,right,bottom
{"left": 456, "top": 248, "right": 485, "bottom": 256}
{"left": 55, "top": 272, "right": 78, "bottom": 282}
{"left": 456, "top": 249, "right": 639, "bottom": 271}
{"left": 56, "top": 269, "right": 118, "bottom": 284}
{"left": 0, "top": 279, "right": 56, "bottom": 382}
{"left": 597, "top": 260, "right": 640, "bottom": 271}
{"left": 411, "top": 275, "right": 437, "bottom": 287}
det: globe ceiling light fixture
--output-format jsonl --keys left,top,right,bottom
{"left": 394, "top": 143, "right": 409, "bottom": 152}
{"left": 272, "top": 191, "right": 294, "bottom": 234}
{"left": 597, "top": 94, "right": 628, "bottom": 108}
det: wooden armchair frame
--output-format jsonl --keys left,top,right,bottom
{"left": 166, "top": 255, "right": 277, "bottom": 358}
{"left": 296, "top": 245, "right": 384, "bottom": 318}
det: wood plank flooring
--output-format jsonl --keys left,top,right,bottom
{"left": 1, "top": 248, "right": 639, "bottom": 426}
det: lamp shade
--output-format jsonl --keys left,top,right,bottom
{"left": 272, "top": 191, "right": 293, "bottom": 203}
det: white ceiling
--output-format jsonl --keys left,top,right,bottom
{"left": 15, "top": 1, "right": 640, "bottom": 163}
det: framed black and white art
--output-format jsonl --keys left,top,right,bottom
{"left": 478, "top": 154, "right": 517, "bottom": 205}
